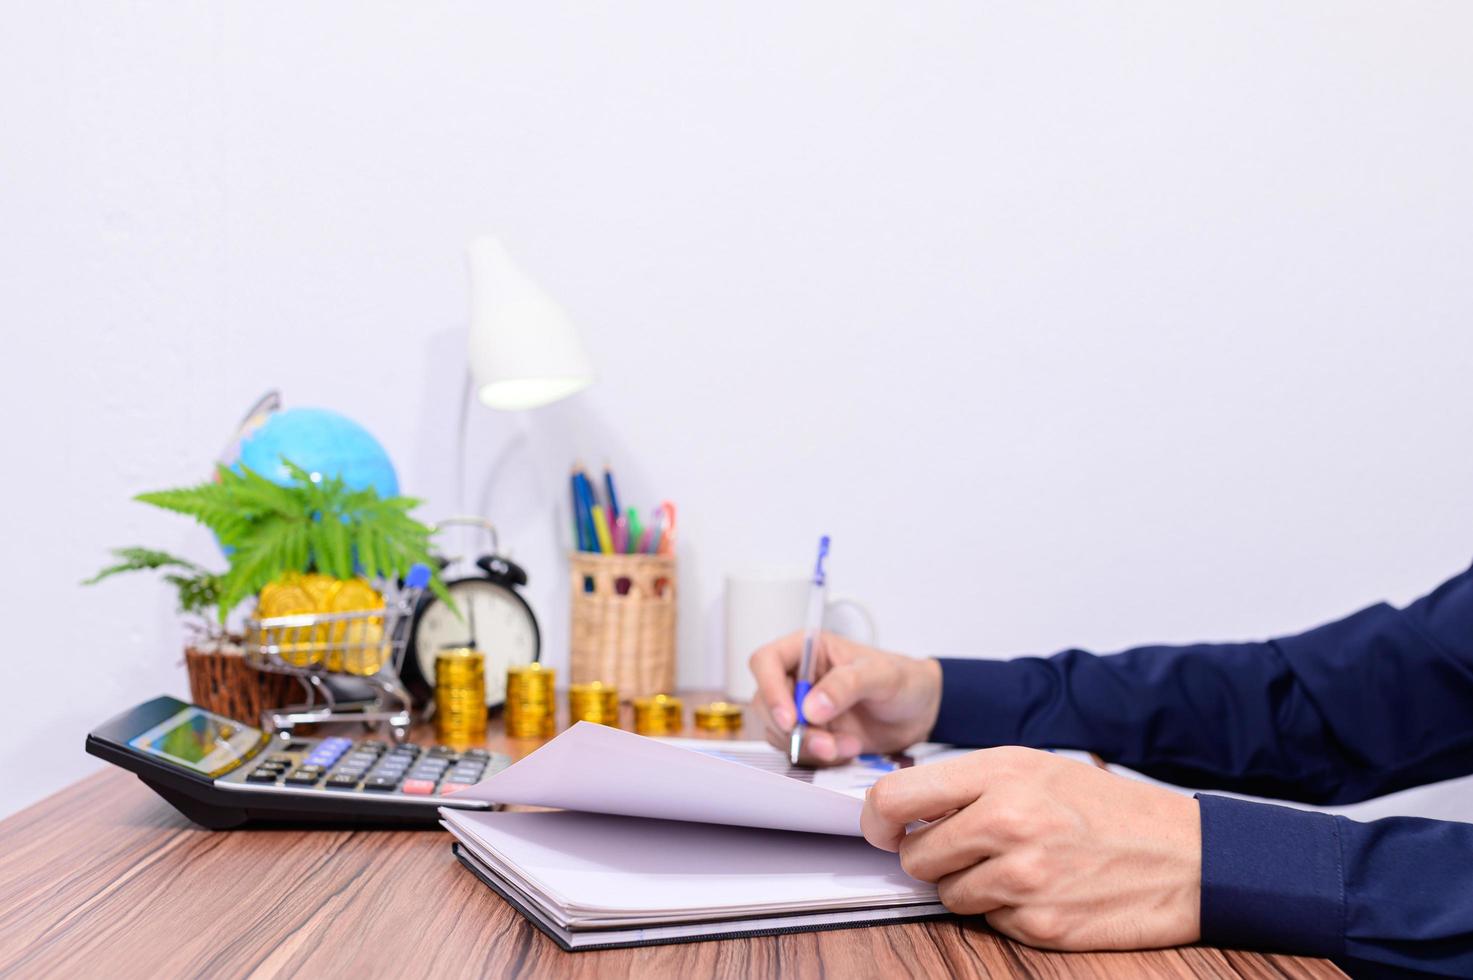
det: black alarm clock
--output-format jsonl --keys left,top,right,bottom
{"left": 402, "top": 517, "right": 540, "bottom": 708}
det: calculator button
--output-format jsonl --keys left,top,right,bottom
{"left": 358, "top": 739, "right": 387, "bottom": 750}
{"left": 266, "top": 754, "right": 295, "bottom": 765}
{"left": 364, "top": 776, "right": 401, "bottom": 791}
{"left": 286, "top": 771, "right": 323, "bottom": 786}
{"left": 444, "top": 772, "right": 481, "bottom": 784}
{"left": 247, "top": 769, "right": 282, "bottom": 783}
{"left": 439, "top": 782, "right": 469, "bottom": 796}
{"left": 400, "top": 779, "right": 437, "bottom": 796}
{"left": 325, "top": 774, "right": 361, "bottom": 789}
{"left": 294, "top": 764, "right": 326, "bottom": 775}
{"left": 461, "top": 748, "right": 490, "bottom": 759}
{"left": 427, "top": 746, "right": 458, "bottom": 758}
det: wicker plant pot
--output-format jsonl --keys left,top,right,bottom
{"left": 569, "top": 553, "right": 677, "bottom": 699}
{"left": 185, "top": 643, "right": 300, "bottom": 727}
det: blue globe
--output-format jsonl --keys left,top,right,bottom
{"left": 233, "top": 407, "right": 399, "bottom": 500}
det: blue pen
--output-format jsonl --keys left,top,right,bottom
{"left": 790, "top": 535, "right": 831, "bottom": 765}
{"left": 575, "top": 472, "right": 599, "bottom": 552}
{"left": 570, "top": 470, "right": 590, "bottom": 551}
{"left": 603, "top": 466, "right": 621, "bottom": 522}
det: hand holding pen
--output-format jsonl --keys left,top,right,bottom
{"left": 749, "top": 548, "right": 944, "bottom": 766}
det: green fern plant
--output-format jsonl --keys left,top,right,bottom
{"left": 87, "top": 460, "right": 452, "bottom": 625}
{"left": 84, "top": 548, "right": 224, "bottom": 626}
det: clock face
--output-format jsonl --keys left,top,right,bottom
{"left": 412, "top": 578, "right": 539, "bottom": 706}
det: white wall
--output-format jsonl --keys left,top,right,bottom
{"left": 3, "top": 2, "right": 1472, "bottom": 818}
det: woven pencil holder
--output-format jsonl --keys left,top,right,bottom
{"left": 568, "top": 553, "right": 677, "bottom": 699}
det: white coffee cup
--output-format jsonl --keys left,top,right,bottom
{"left": 724, "top": 568, "right": 876, "bottom": 702}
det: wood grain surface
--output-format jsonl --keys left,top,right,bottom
{"left": 0, "top": 694, "right": 1345, "bottom": 979}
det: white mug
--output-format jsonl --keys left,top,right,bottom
{"left": 724, "top": 568, "right": 876, "bottom": 702}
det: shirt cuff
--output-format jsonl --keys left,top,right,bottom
{"left": 1197, "top": 794, "right": 1345, "bottom": 958}
{"left": 931, "top": 657, "right": 1033, "bottom": 746}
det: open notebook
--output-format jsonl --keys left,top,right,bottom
{"left": 440, "top": 722, "right": 949, "bottom": 950}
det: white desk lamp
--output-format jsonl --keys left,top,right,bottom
{"left": 466, "top": 236, "right": 595, "bottom": 410}
{"left": 454, "top": 236, "right": 595, "bottom": 520}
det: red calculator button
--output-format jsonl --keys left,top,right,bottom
{"left": 439, "top": 782, "right": 468, "bottom": 796}
{"left": 400, "top": 779, "right": 436, "bottom": 796}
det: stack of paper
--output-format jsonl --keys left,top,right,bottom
{"left": 442, "top": 723, "right": 944, "bottom": 950}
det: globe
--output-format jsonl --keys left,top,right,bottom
{"left": 230, "top": 406, "right": 400, "bottom": 500}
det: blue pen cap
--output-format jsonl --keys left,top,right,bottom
{"left": 813, "top": 535, "right": 830, "bottom": 586}
{"left": 405, "top": 563, "right": 432, "bottom": 589}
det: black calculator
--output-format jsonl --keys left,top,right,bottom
{"left": 86, "top": 695, "right": 510, "bottom": 830}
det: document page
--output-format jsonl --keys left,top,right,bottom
{"left": 443, "top": 809, "right": 937, "bottom": 922}
{"left": 456, "top": 722, "right": 868, "bottom": 836}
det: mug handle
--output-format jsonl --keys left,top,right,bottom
{"left": 824, "top": 595, "right": 876, "bottom": 646}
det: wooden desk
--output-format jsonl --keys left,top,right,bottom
{"left": 0, "top": 696, "right": 1344, "bottom": 979}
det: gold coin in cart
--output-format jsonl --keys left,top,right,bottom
{"left": 300, "top": 572, "right": 339, "bottom": 610}
{"left": 328, "top": 578, "right": 384, "bottom": 674}
{"left": 257, "top": 577, "right": 323, "bottom": 667}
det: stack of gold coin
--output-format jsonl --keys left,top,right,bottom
{"left": 633, "top": 694, "right": 683, "bottom": 735}
{"left": 567, "top": 682, "right": 619, "bottom": 726}
{"left": 505, "top": 663, "right": 556, "bottom": 738}
{"left": 435, "top": 647, "right": 488, "bottom": 747}
{"left": 693, "top": 701, "right": 743, "bottom": 732}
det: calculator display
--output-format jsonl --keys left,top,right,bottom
{"left": 128, "top": 707, "right": 263, "bottom": 776}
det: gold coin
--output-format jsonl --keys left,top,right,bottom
{"left": 694, "top": 701, "right": 744, "bottom": 732}
{"left": 435, "top": 648, "right": 488, "bottom": 746}
{"left": 633, "top": 694, "right": 683, "bottom": 735}
{"left": 257, "top": 577, "right": 314, "bottom": 617}
{"left": 257, "top": 577, "right": 323, "bottom": 666}
{"left": 300, "top": 572, "right": 339, "bottom": 610}
{"left": 328, "top": 578, "right": 384, "bottom": 674}
{"left": 568, "top": 682, "right": 619, "bottom": 726}
{"left": 506, "top": 664, "right": 555, "bottom": 738}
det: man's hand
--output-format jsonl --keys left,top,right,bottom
{"left": 748, "top": 632, "right": 942, "bottom": 764}
{"left": 862, "top": 747, "right": 1201, "bottom": 950}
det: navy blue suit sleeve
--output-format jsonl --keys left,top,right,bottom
{"left": 928, "top": 563, "right": 1473, "bottom": 975}
{"left": 1198, "top": 794, "right": 1473, "bottom": 978}
{"left": 930, "top": 562, "right": 1473, "bottom": 804}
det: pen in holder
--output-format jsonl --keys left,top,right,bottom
{"left": 569, "top": 552, "right": 677, "bottom": 699}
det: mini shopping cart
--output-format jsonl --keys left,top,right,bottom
{"left": 242, "top": 564, "right": 430, "bottom": 741}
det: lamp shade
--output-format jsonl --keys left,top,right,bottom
{"left": 466, "top": 236, "right": 595, "bottom": 410}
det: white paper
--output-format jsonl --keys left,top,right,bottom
{"left": 443, "top": 808, "right": 936, "bottom": 923}
{"left": 457, "top": 722, "right": 867, "bottom": 836}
